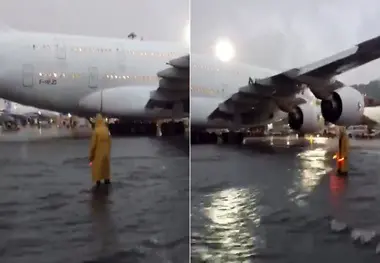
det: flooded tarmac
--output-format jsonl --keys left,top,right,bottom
{"left": 0, "top": 130, "right": 189, "bottom": 263}
{"left": 191, "top": 137, "right": 380, "bottom": 262}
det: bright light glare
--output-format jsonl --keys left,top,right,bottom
{"left": 214, "top": 38, "right": 235, "bottom": 62}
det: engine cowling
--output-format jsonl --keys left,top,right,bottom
{"left": 288, "top": 103, "right": 321, "bottom": 133}
{"left": 320, "top": 86, "right": 364, "bottom": 126}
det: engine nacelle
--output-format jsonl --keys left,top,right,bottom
{"left": 288, "top": 103, "right": 321, "bottom": 133}
{"left": 320, "top": 86, "right": 364, "bottom": 126}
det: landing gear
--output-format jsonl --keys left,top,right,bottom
{"left": 191, "top": 130, "right": 245, "bottom": 145}
{"left": 161, "top": 121, "right": 186, "bottom": 136}
{"left": 108, "top": 120, "right": 157, "bottom": 136}
{"left": 220, "top": 132, "right": 244, "bottom": 144}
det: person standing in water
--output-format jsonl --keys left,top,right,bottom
{"left": 89, "top": 114, "right": 111, "bottom": 187}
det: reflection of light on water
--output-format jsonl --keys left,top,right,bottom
{"left": 196, "top": 187, "right": 263, "bottom": 262}
{"left": 289, "top": 148, "right": 331, "bottom": 206}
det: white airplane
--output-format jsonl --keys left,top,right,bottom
{"left": 0, "top": 27, "right": 189, "bottom": 126}
{"left": 1, "top": 99, "right": 59, "bottom": 117}
{"left": 363, "top": 106, "right": 380, "bottom": 126}
{"left": 191, "top": 35, "right": 380, "bottom": 143}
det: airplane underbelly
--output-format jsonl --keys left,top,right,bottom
{"left": 191, "top": 97, "right": 221, "bottom": 126}
{"left": 191, "top": 97, "right": 287, "bottom": 129}
{"left": 78, "top": 86, "right": 175, "bottom": 119}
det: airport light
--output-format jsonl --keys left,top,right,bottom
{"left": 214, "top": 38, "right": 235, "bottom": 62}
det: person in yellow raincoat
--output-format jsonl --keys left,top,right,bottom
{"left": 89, "top": 114, "right": 111, "bottom": 187}
{"left": 336, "top": 126, "right": 349, "bottom": 176}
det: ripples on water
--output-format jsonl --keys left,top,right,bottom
{"left": 0, "top": 137, "right": 189, "bottom": 263}
{"left": 192, "top": 141, "right": 380, "bottom": 262}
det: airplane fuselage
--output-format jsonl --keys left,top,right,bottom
{"left": 0, "top": 30, "right": 188, "bottom": 119}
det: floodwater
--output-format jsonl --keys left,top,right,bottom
{"left": 191, "top": 137, "right": 380, "bottom": 262}
{"left": 0, "top": 130, "right": 189, "bottom": 263}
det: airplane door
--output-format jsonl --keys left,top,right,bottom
{"left": 88, "top": 67, "right": 98, "bottom": 89}
{"left": 22, "top": 64, "right": 34, "bottom": 87}
{"left": 55, "top": 39, "right": 66, "bottom": 59}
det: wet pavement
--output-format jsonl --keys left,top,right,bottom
{"left": 0, "top": 130, "right": 189, "bottom": 263}
{"left": 191, "top": 137, "right": 380, "bottom": 262}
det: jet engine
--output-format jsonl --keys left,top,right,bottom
{"left": 320, "top": 86, "right": 364, "bottom": 126}
{"left": 288, "top": 103, "right": 321, "bottom": 133}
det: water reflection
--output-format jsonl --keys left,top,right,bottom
{"left": 329, "top": 173, "right": 348, "bottom": 219}
{"left": 197, "top": 187, "right": 262, "bottom": 262}
{"left": 290, "top": 148, "right": 332, "bottom": 206}
{"left": 89, "top": 185, "right": 120, "bottom": 258}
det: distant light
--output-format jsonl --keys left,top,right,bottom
{"left": 67, "top": 113, "right": 71, "bottom": 118}
{"left": 38, "top": 111, "right": 41, "bottom": 115}
{"left": 214, "top": 38, "right": 235, "bottom": 62}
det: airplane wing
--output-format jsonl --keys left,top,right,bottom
{"left": 145, "top": 55, "right": 189, "bottom": 117}
{"left": 209, "top": 35, "right": 380, "bottom": 122}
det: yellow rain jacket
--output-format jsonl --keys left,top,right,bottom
{"left": 337, "top": 127, "right": 349, "bottom": 174}
{"left": 89, "top": 114, "right": 111, "bottom": 182}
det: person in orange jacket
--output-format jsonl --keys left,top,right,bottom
{"left": 89, "top": 114, "right": 111, "bottom": 187}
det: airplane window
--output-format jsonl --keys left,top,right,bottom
{"left": 122, "top": 76, "right": 126, "bottom": 79}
